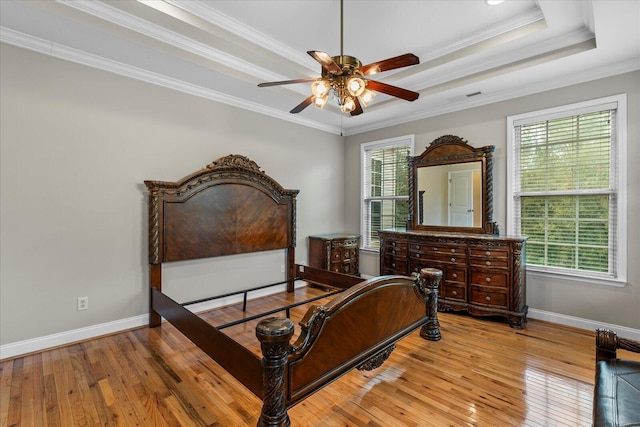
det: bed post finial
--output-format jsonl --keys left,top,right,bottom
{"left": 256, "top": 317, "right": 294, "bottom": 427}
{"left": 418, "top": 268, "right": 442, "bottom": 341}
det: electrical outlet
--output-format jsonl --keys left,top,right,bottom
{"left": 280, "top": 264, "right": 285, "bottom": 273}
{"left": 77, "top": 296, "right": 88, "bottom": 311}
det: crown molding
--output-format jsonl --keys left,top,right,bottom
{"left": 1, "top": 27, "right": 341, "bottom": 135}
{"left": 166, "top": 0, "right": 315, "bottom": 72}
{"left": 345, "top": 57, "right": 640, "bottom": 135}
{"left": 55, "top": 0, "right": 286, "bottom": 83}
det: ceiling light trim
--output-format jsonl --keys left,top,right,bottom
{"left": 55, "top": 0, "right": 288, "bottom": 84}
{"left": 418, "top": 6, "right": 545, "bottom": 62}
{"left": 401, "top": 26, "right": 596, "bottom": 90}
{"left": 165, "top": 0, "right": 316, "bottom": 73}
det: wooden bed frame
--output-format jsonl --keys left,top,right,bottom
{"left": 144, "top": 154, "right": 442, "bottom": 426}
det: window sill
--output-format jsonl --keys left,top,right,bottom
{"left": 527, "top": 267, "right": 627, "bottom": 288}
{"left": 359, "top": 247, "right": 380, "bottom": 255}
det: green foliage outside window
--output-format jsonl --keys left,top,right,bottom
{"left": 365, "top": 145, "right": 411, "bottom": 248}
{"left": 517, "top": 110, "right": 613, "bottom": 274}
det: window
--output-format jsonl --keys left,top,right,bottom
{"left": 361, "top": 135, "right": 414, "bottom": 250}
{"left": 507, "top": 95, "right": 627, "bottom": 285}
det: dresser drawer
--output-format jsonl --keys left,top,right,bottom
{"left": 410, "top": 250, "right": 466, "bottom": 266}
{"left": 469, "top": 257, "right": 509, "bottom": 269}
{"left": 385, "top": 239, "right": 408, "bottom": 249}
{"left": 382, "top": 256, "right": 407, "bottom": 275}
{"left": 332, "top": 238, "right": 359, "bottom": 249}
{"left": 330, "top": 260, "right": 358, "bottom": 275}
{"left": 470, "top": 287, "right": 508, "bottom": 308}
{"left": 409, "top": 242, "right": 465, "bottom": 256}
{"left": 470, "top": 271, "right": 508, "bottom": 287}
{"left": 445, "top": 267, "right": 466, "bottom": 284}
{"left": 442, "top": 283, "right": 466, "bottom": 302}
{"left": 382, "top": 245, "right": 407, "bottom": 257}
{"left": 469, "top": 247, "right": 509, "bottom": 259}
{"left": 331, "top": 247, "right": 357, "bottom": 261}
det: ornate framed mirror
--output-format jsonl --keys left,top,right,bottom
{"left": 407, "top": 135, "right": 498, "bottom": 234}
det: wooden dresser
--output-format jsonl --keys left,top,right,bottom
{"left": 308, "top": 233, "right": 360, "bottom": 276}
{"left": 379, "top": 229, "right": 527, "bottom": 328}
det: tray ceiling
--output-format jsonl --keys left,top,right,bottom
{"left": 1, "top": 0, "right": 639, "bottom": 135}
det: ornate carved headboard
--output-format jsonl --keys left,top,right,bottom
{"left": 144, "top": 155, "right": 299, "bottom": 265}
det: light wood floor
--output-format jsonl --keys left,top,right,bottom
{"left": 1, "top": 286, "right": 633, "bottom": 426}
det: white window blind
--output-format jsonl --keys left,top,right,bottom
{"left": 361, "top": 136, "right": 413, "bottom": 250}
{"left": 508, "top": 95, "right": 627, "bottom": 284}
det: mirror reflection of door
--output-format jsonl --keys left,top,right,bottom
{"left": 448, "top": 170, "right": 474, "bottom": 226}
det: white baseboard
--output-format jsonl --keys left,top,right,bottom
{"left": 0, "top": 314, "right": 148, "bottom": 360}
{"left": 528, "top": 308, "right": 640, "bottom": 341}
{"left": 2, "top": 302, "right": 638, "bottom": 361}
{"left": 0, "top": 282, "right": 305, "bottom": 361}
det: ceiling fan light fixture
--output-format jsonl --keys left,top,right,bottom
{"left": 347, "top": 76, "right": 366, "bottom": 97}
{"left": 257, "top": 0, "right": 420, "bottom": 116}
{"left": 359, "top": 89, "right": 376, "bottom": 107}
{"left": 341, "top": 97, "right": 356, "bottom": 113}
{"left": 313, "top": 95, "right": 328, "bottom": 109}
{"left": 311, "top": 79, "right": 331, "bottom": 97}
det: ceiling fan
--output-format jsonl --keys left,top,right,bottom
{"left": 257, "top": 0, "right": 420, "bottom": 116}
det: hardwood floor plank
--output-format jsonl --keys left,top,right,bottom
{"left": 0, "top": 287, "right": 604, "bottom": 426}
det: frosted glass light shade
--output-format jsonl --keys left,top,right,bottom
{"left": 360, "top": 89, "right": 376, "bottom": 106}
{"left": 341, "top": 97, "right": 356, "bottom": 113}
{"left": 313, "top": 95, "right": 327, "bottom": 109}
{"left": 347, "top": 77, "right": 366, "bottom": 97}
{"left": 311, "top": 79, "right": 330, "bottom": 97}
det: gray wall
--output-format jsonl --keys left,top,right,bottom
{"left": 345, "top": 71, "right": 640, "bottom": 330}
{"left": 0, "top": 45, "right": 344, "bottom": 345}
{"left": 2, "top": 42, "right": 638, "bottom": 350}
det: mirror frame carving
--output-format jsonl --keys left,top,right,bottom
{"left": 408, "top": 135, "right": 498, "bottom": 234}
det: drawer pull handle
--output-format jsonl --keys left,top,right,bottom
{"left": 486, "top": 261, "right": 491, "bottom": 266}
{"left": 335, "top": 254, "right": 339, "bottom": 258}
{"left": 486, "top": 277, "right": 491, "bottom": 283}
{"left": 452, "top": 291, "right": 458, "bottom": 296}
{"left": 452, "top": 273, "right": 458, "bottom": 279}
{"left": 451, "top": 249, "right": 456, "bottom": 253}
{"left": 392, "top": 263, "right": 396, "bottom": 267}
{"left": 392, "top": 242, "right": 396, "bottom": 246}
{"left": 485, "top": 296, "right": 491, "bottom": 301}
{"left": 392, "top": 250, "right": 396, "bottom": 254}
{"left": 416, "top": 254, "right": 421, "bottom": 258}
{"left": 416, "top": 245, "right": 421, "bottom": 250}
{"left": 451, "top": 257, "right": 456, "bottom": 263}
{"left": 486, "top": 251, "right": 491, "bottom": 256}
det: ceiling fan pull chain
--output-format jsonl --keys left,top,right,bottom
{"left": 340, "top": 0, "right": 344, "bottom": 64}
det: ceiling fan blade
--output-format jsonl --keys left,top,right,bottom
{"left": 290, "top": 95, "right": 314, "bottom": 114}
{"left": 366, "top": 79, "right": 420, "bottom": 101}
{"left": 258, "top": 78, "right": 317, "bottom": 87}
{"left": 359, "top": 53, "right": 420, "bottom": 76}
{"left": 350, "top": 98, "right": 364, "bottom": 116}
{"left": 308, "top": 51, "right": 342, "bottom": 74}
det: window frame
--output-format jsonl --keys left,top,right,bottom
{"left": 507, "top": 94, "right": 627, "bottom": 286}
{"left": 360, "top": 135, "right": 414, "bottom": 252}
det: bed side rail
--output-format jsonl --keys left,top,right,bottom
{"left": 151, "top": 288, "right": 264, "bottom": 398}
{"left": 294, "top": 263, "right": 364, "bottom": 289}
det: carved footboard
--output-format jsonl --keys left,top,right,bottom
{"left": 255, "top": 268, "right": 442, "bottom": 427}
